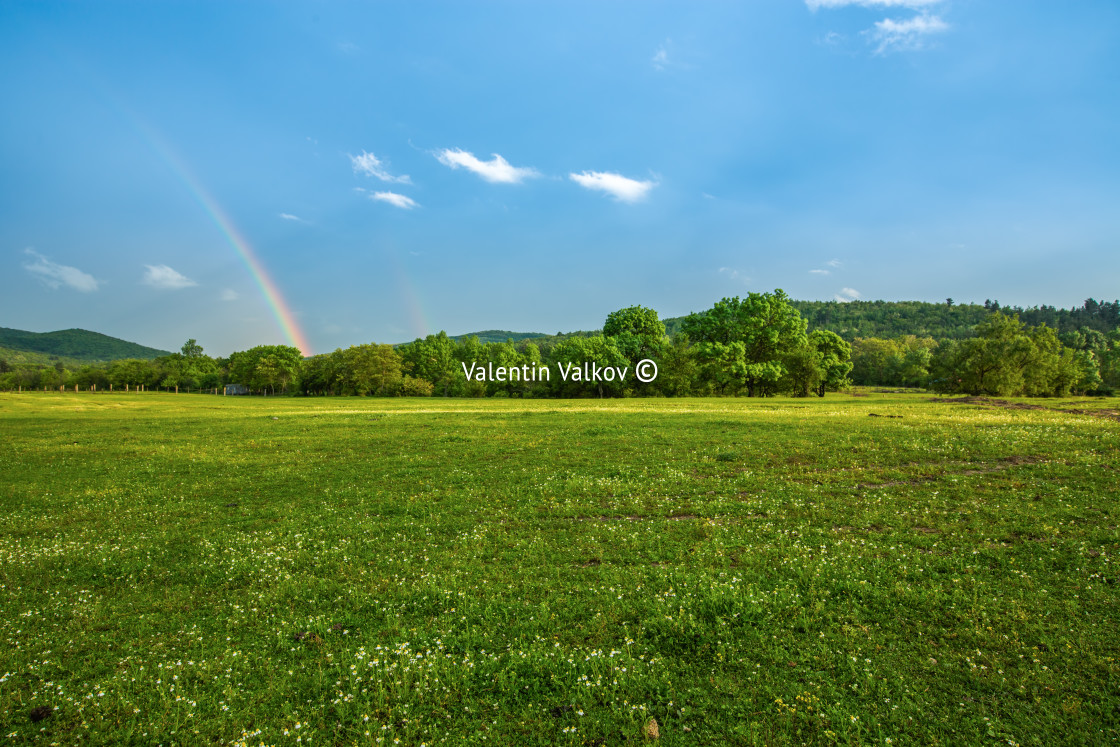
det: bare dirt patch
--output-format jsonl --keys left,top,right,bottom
{"left": 930, "top": 396, "right": 1120, "bottom": 422}
{"left": 853, "top": 455, "right": 1043, "bottom": 490}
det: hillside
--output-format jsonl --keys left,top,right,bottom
{"left": 449, "top": 330, "right": 547, "bottom": 345}
{"left": 456, "top": 298, "right": 1118, "bottom": 346}
{"left": 0, "top": 327, "right": 169, "bottom": 361}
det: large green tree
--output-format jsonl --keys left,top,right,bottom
{"left": 681, "top": 290, "right": 808, "bottom": 396}
{"left": 228, "top": 345, "right": 303, "bottom": 394}
{"left": 339, "top": 344, "right": 402, "bottom": 396}
{"left": 603, "top": 305, "right": 666, "bottom": 394}
{"left": 399, "top": 332, "right": 461, "bottom": 396}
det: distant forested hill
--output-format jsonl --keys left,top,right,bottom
{"left": 0, "top": 328, "right": 169, "bottom": 360}
{"left": 661, "top": 298, "right": 1120, "bottom": 341}
{"left": 789, "top": 300, "right": 989, "bottom": 340}
{"left": 449, "top": 330, "right": 546, "bottom": 344}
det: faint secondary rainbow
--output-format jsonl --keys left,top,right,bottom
{"left": 132, "top": 120, "right": 312, "bottom": 355}
{"left": 388, "top": 247, "right": 431, "bottom": 340}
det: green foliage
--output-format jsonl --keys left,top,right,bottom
{"left": 603, "top": 305, "right": 667, "bottom": 378}
{"left": 338, "top": 344, "right": 402, "bottom": 396}
{"left": 448, "top": 329, "right": 546, "bottom": 344}
{"left": 812, "top": 330, "right": 853, "bottom": 390}
{"left": 547, "top": 335, "right": 630, "bottom": 398}
{"left": 108, "top": 358, "right": 158, "bottom": 388}
{"left": 682, "top": 290, "right": 808, "bottom": 396}
{"left": 931, "top": 313, "right": 1100, "bottom": 396}
{"left": 398, "top": 374, "right": 433, "bottom": 396}
{"left": 0, "top": 326, "right": 169, "bottom": 360}
{"left": 227, "top": 345, "right": 303, "bottom": 394}
{"left": 156, "top": 341, "right": 221, "bottom": 390}
{"left": 399, "top": 332, "right": 461, "bottom": 397}
{"left": 851, "top": 336, "right": 938, "bottom": 387}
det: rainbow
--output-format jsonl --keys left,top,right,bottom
{"left": 73, "top": 68, "right": 313, "bottom": 354}
{"left": 116, "top": 107, "right": 312, "bottom": 355}
{"left": 148, "top": 137, "right": 312, "bottom": 355}
{"left": 388, "top": 245, "right": 431, "bottom": 340}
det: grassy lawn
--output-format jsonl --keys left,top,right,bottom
{"left": 0, "top": 392, "right": 1117, "bottom": 745}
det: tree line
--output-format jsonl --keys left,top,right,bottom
{"left": 2, "top": 291, "right": 1117, "bottom": 397}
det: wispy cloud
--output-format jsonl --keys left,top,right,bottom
{"left": 651, "top": 39, "right": 695, "bottom": 72}
{"left": 719, "top": 267, "right": 751, "bottom": 284}
{"left": 807, "top": 0, "right": 949, "bottom": 53}
{"left": 569, "top": 171, "right": 658, "bottom": 203}
{"left": 371, "top": 192, "right": 419, "bottom": 209}
{"left": 835, "top": 287, "right": 862, "bottom": 302}
{"left": 143, "top": 264, "right": 197, "bottom": 290}
{"left": 22, "top": 249, "right": 99, "bottom": 292}
{"left": 279, "top": 212, "right": 307, "bottom": 223}
{"left": 221, "top": 288, "right": 239, "bottom": 302}
{"left": 350, "top": 151, "right": 411, "bottom": 184}
{"left": 811, "top": 258, "right": 842, "bottom": 275}
{"left": 435, "top": 148, "right": 539, "bottom": 184}
{"left": 807, "top": 0, "right": 941, "bottom": 9}
{"left": 868, "top": 13, "right": 949, "bottom": 53}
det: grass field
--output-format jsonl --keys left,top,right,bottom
{"left": 0, "top": 392, "right": 1117, "bottom": 745}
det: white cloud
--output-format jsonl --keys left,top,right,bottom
{"left": 719, "top": 267, "right": 751, "bottom": 284}
{"left": 143, "top": 264, "right": 197, "bottom": 290}
{"left": 868, "top": 13, "right": 948, "bottom": 52}
{"left": 807, "top": 0, "right": 941, "bottom": 9}
{"left": 435, "top": 148, "right": 539, "bottom": 184}
{"left": 221, "top": 288, "right": 239, "bottom": 302}
{"left": 827, "top": 258, "right": 842, "bottom": 268}
{"left": 350, "top": 151, "right": 411, "bottom": 184}
{"left": 569, "top": 171, "right": 658, "bottom": 203}
{"left": 810, "top": 269, "right": 831, "bottom": 275}
{"left": 371, "top": 192, "right": 419, "bottom": 209}
{"left": 834, "top": 287, "right": 862, "bottom": 302}
{"left": 22, "top": 249, "right": 99, "bottom": 292}
{"left": 279, "top": 212, "right": 306, "bottom": 223}
{"left": 651, "top": 39, "right": 696, "bottom": 72}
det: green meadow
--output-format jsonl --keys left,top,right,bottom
{"left": 0, "top": 393, "right": 1117, "bottom": 746}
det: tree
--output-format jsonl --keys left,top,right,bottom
{"left": 228, "top": 345, "right": 303, "bottom": 394}
{"left": 181, "top": 339, "right": 204, "bottom": 358}
{"left": 931, "top": 313, "right": 1100, "bottom": 396}
{"left": 781, "top": 343, "right": 823, "bottom": 397}
{"left": 547, "top": 336, "right": 629, "bottom": 398}
{"left": 108, "top": 358, "right": 157, "bottom": 388}
{"left": 603, "top": 305, "right": 667, "bottom": 393}
{"left": 603, "top": 305, "right": 665, "bottom": 339}
{"left": 809, "top": 330, "right": 852, "bottom": 397}
{"left": 399, "top": 332, "right": 460, "bottom": 396}
{"left": 340, "top": 344, "right": 402, "bottom": 396}
{"left": 300, "top": 353, "right": 342, "bottom": 395}
{"left": 652, "top": 333, "right": 698, "bottom": 397}
{"left": 681, "top": 290, "right": 808, "bottom": 396}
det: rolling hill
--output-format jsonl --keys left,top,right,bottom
{"left": 0, "top": 327, "right": 169, "bottom": 361}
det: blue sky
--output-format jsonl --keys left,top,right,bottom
{"left": 2, "top": 0, "right": 1118, "bottom": 356}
